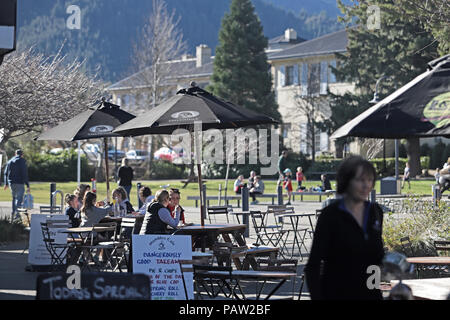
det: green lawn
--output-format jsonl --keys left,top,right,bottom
{"left": 0, "top": 178, "right": 438, "bottom": 207}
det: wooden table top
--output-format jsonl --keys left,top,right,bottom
{"left": 390, "top": 278, "right": 450, "bottom": 300}
{"left": 59, "top": 226, "right": 112, "bottom": 233}
{"left": 280, "top": 213, "right": 316, "bottom": 217}
{"left": 406, "top": 257, "right": 450, "bottom": 265}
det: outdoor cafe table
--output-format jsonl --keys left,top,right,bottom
{"left": 176, "top": 224, "right": 247, "bottom": 251}
{"left": 279, "top": 213, "right": 315, "bottom": 260}
{"left": 406, "top": 256, "right": 450, "bottom": 277}
{"left": 59, "top": 226, "right": 115, "bottom": 270}
{"left": 194, "top": 269, "right": 297, "bottom": 300}
{"left": 390, "top": 278, "right": 450, "bottom": 300}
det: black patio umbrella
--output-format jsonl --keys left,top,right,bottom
{"left": 35, "top": 99, "right": 136, "bottom": 200}
{"left": 331, "top": 54, "right": 450, "bottom": 140}
{"left": 113, "top": 84, "right": 278, "bottom": 226}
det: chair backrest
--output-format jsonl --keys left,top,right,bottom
{"left": 207, "top": 206, "right": 230, "bottom": 224}
{"left": 120, "top": 217, "right": 137, "bottom": 242}
{"left": 178, "top": 259, "right": 195, "bottom": 300}
{"left": 40, "top": 206, "right": 62, "bottom": 214}
{"left": 212, "top": 242, "right": 234, "bottom": 267}
{"left": 249, "top": 210, "right": 264, "bottom": 232}
{"left": 400, "top": 236, "right": 414, "bottom": 256}
{"left": 91, "top": 222, "right": 118, "bottom": 244}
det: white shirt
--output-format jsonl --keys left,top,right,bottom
{"left": 138, "top": 195, "right": 155, "bottom": 215}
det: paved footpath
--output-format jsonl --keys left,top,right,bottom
{"left": 0, "top": 199, "right": 322, "bottom": 300}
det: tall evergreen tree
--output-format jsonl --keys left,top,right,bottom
{"left": 326, "top": 0, "right": 439, "bottom": 175}
{"left": 208, "top": 0, "right": 281, "bottom": 121}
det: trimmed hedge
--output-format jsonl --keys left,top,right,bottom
{"left": 26, "top": 149, "right": 95, "bottom": 182}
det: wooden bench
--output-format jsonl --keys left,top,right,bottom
{"left": 291, "top": 190, "right": 335, "bottom": 202}
{"left": 187, "top": 195, "right": 241, "bottom": 207}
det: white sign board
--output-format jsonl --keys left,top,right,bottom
{"left": 132, "top": 234, "right": 193, "bottom": 300}
{"left": 28, "top": 214, "right": 69, "bottom": 265}
{"left": 0, "top": 26, "right": 15, "bottom": 49}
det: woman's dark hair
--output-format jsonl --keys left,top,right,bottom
{"left": 75, "top": 184, "right": 91, "bottom": 200}
{"left": 336, "top": 156, "right": 376, "bottom": 194}
{"left": 80, "top": 191, "right": 97, "bottom": 214}
{"left": 139, "top": 186, "right": 152, "bottom": 198}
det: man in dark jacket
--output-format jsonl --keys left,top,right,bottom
{"left": 4, "top": 149, "right": 30, "bottom": 219}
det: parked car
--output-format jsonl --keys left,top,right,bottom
{"left": 126, "top": 149, "right": 150, "bottom": 162}
{"left": 108, "top": 149, "right": 126, "bottom": 161}
{"left": 153, "top": 147, "right": 179, "bottom": 162}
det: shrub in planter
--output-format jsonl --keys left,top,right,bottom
{"left": 382, "top": 196, "right": 449, "bottom": 257}
{"left": 0, "top": 218, "right": 27, "bottom": 243}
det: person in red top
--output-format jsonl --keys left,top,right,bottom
{"left": 296, "top": 166, "right": 306, "bottom": 191}
{"left": 167, "top": 188, "right": 186, "bottom": 225}
{"left": 283, "top": 168, "right": 293, "bottom": 205}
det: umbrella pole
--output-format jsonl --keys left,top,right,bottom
{"left": 197, "top": 163, "right": 205, "bottom": 227}
{"left": 104, "top": 138, "right": 110, "bottom": 203}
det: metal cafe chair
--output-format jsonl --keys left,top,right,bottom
{"left": 178, "top": 259, "right": 195, "bottom": 300}
{"left": 250, "top": 211, "right": 290, "bottom": 258}
{"left": 40, "top": 221, "right": 74, "bottom": 270}
{"left": 113, "top": 217, "right": 137, "bottom": 272}
{"left": 207, "top": 206, "right": 230, "bottom": 224}
{"left": 80, "top": 222, "right": 122, "bottom": 272}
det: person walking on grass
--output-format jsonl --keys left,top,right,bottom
{"left": 3, "top": 149, "right": 30, "bottom": 220}
{"left": 401, "top": 162, "right": 411, "bottom": 190}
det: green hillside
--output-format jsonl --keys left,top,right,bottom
{"left": 16, "top": 0, "right": 343, "bottom": 83}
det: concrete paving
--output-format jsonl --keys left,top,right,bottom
{"left": 0, "top": 199, "right": 322, "bottom": 300}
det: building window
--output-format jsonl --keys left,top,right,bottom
{"left": 320, "top": 61, "right": 328, "bottom": 95}
{"left": 329, "top": 60, "right": 337, "bottom": 83}
{"left": 309, "top": 63, "right": 320, "bottom": 96}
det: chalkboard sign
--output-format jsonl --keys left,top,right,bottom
{"left": 36, "top": 272, "right": 151, "bottom": 300}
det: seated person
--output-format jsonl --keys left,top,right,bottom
{"left": 167, "top": 188, "right": 187, "bottom": 225}
{"left": 74, "top": 183, "right": 90, "bottom": 210}
{"left": 138, "top": 186, "right": 155, "bottom": 215}
{"left": 234, "top": 175, "right": 245, "bottom": 194}
{"left": 140, "top": 189, "right": 181, "bottom": 235}
{"left": 247, "top": 171, "right": 256, "bottom": 189}
{"left": 249, "top": 175, "right": 264, "bottom": 204}
{"left": 80, "top": 192, "right": 112, "bottom": 227}
{"left": 112, "top": 186, "right": 135, "bottom": 214}
{"left": 64, "top": 194, "right": 81, "bottom": 228}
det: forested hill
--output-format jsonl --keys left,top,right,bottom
{"left": 17, "top": 0, "right": 343, "bottom": 83}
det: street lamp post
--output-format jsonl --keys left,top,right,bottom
{"left": 370, "top": 76, "right": 400, "bottom": 189}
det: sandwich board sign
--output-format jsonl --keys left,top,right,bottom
{"left": 132, "top": 234, "right": 193, "bottom": 300}
{"left": 28, "top": 214, "right": 69, "bottom": 266}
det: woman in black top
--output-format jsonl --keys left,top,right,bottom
{"left": 117, "top": 158, "right": 134, "bottom": 199}
{"left": 64, "top": 194, "right": 81, "bottom": 227}
{"left": 305, "top": 156, "right": 384, "bottom": 300}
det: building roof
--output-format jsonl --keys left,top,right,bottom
{"left": 107, "top": 57, "right": 214, "bottom": 91}
{"left": 267, "top": 28, "right": 348, "bottom": 60}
